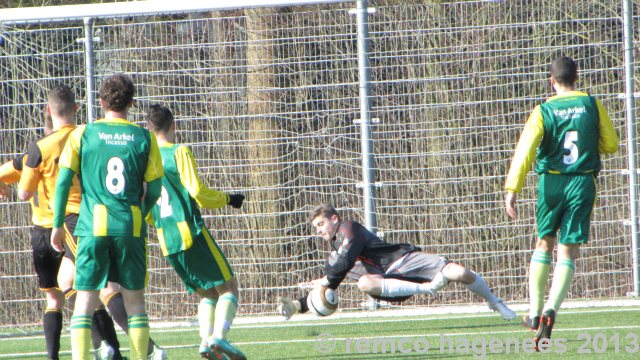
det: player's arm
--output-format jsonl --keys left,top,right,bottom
{"left": 504, "top": 106, "right": 544, "bottom": 220}
{"left": 0, "top": 155, "right": 26, "bottom": 199}
{"left": 595, "top": 98, "right": 619, "bottom": 154}
{"left": 51, "top": 126, "right": 83, "bottom": 252}
{"left": 17, "top": 141, "right": 43, "bottom": 201}
{"left": 324, "top": 230, "right": 367, "bottom": 290}
{"left": 0, "top": 154, "right": 24, "bottom": 184}
{"left": 175, "top": 145, "right": 232, "bottom": 209}
{"left": 142, "top": 132, "right": 164, "bottom": 217}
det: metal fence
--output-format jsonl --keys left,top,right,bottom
{"left": 0, "top": 0, "right": 638, "bottom": 326}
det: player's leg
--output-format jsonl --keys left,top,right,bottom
{"left": 191, "top": 228, "right": 244, "bottom": 360}
{"left": 211, "top": 278, "right": 239, "bottom": 340}
{"left": 525, "top": 236, "right": 555, "bottom": 330}
{"left": 545, "top": 243, "right": 579, "bottom": 312}
{"left": 196, "top": 287, "right": 219, "bottom": 357}
{"left": 374, "top": 252, "right": 448, "bottom": 297}
{"left": 43, "top": 288, "right": 65, "bottom": 360}
{"left": 101, "top": 283, "right": 165, "bottom": 359}
{"left": 528, "top": 173, "right": 563, "bottom": 328}
{"left": 71, "top": 290, "right": 102, "bottom": 360}
{"left": 544, "top": 174, "right": 593, "bottom": 314}
{"left": 31, "top": 227, "right": 65, "bottom": 360}
{"left": 63, "top": 215, "right": 124, "bottom": 360}
{"left": 535, "top": 174, "right": 594, "bottom": 349}
{"left": 119, "top": 288, "right": 149, "bottom": 360}
{"left": 441, "top": 263, "right": 516, "bottom": 320}
{"left": 73, "top": 234, "right": 115, "bottom": 359}
{"left": 208, "top": 279, "right": 245, "bottom": 360}
{"left": 114, "top": 235, "right": 150, "bottom": 360}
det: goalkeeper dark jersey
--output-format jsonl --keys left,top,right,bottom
{"left": 325, "top": 220, "right": 419, "bottom": 289}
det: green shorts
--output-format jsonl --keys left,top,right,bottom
{"left": 74, "top": 235, "right": 148, "bottom": 291}
{"left": 166, "top": 228, "right": 234, "bottom": 293}
{"left": 537, "top": 173, "right": 596, "bottom": 245}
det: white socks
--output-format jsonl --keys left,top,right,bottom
{"left": 464, "top": 272, "right": 499, "bottom": 303}
{"left": 380, "top": 279, "right": 437, "bottom": 297}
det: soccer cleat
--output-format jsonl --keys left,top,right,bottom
{"left": 200, "top": 342, "right": 226, "bottom": 359}
{"left": 522, "top": 315, "right": 540, "bottom": 331}
{"left": 488, "top": 300, "right": 517, "bottom": 321}
{"left": 277, "top": 297, "right": 300, "bottom": 320}
{"left": 95, "top": 341, "right": 115, "bottom": 360}
{"left": 534, "top": 309, "right": 556, "bottom": 351}
{"left": 147, "top": 345, "right": 167, "bottom": 360}
{"left": 208, "top": 337, "right": 246, "bottom": 360}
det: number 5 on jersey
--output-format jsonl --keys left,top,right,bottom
{"left": 563, "top": 131, "right": 578, "bottom": 165}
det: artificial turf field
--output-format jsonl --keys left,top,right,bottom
{"left": 1, "top": 305, "right": 639, "bottom": 359}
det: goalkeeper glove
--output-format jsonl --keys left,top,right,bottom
{"left": 227, "top": 193, "right": 245, "bottom": 208}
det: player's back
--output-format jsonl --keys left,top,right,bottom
{"left": 20, "top": 125, "right": 82, "bottom": 219}
{"left": 76, "top": 118, "right": 152, "bottom": 236}
{"left": 536, "top": 91, "right": 601, "bottom": 175}
{"left": 151, "top": 143, "right": 204, "bottom": 255}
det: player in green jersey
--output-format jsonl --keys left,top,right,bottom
{"left": 504, "top": 57, "right": 619, "bottom": 349}
{"left": 145, "top": 104, "right": 246, "bottom": 360}
{"left": 51, "top": 74, "right": 164, "bottom": 360}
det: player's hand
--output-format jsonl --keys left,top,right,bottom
{"left": 227, "top": 194, "right": 245, "bottom": 209}
{"left": 50, "top": 227, "right": 66, "bottom": 253}
{"left": 505, "top": 192, "right": 517, "bottom": 220}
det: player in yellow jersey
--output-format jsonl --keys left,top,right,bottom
{"left": 505, "top": 57, "right": 619, "bottom": 349}
{"left": 146, "top": 105, "right": 246, "bottom": 360}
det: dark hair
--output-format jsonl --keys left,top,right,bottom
{"left": 146, "top": 104, "right": 174, "bottom": 134}
{"left": 48, "top": 84, "right": 76, "bottom": 117}
{"left": 308, "top": 204, "right": 340, "bottom": 223}
{"left": 99, "top": 74, "right": 135, "bottom": 112}
{"left": 551, "top": 56, "right": 577, "bottom": 86}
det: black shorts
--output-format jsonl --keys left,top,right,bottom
{"left": 31, "top": 226, "right": 63, "bottom": 290}
{"left": 62, "top": 214, "right": 79, "bottom": 262}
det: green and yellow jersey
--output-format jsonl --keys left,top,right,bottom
{"left": 59, "top": 118, "right": 164, "bottom": 237}
{"left": 149, "top": 143, "right": 229, "bottom": 256}
{"left": 505, "top": 91, "right": 619, "bottom": 193}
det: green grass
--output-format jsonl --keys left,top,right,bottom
{"left": 2, "top": 306, "right": 640, "bottom": 359}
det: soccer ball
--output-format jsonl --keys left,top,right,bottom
{"left": 307, "top": 287, "right": 339, "bottom": 317}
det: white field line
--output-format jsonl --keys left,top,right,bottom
{"left": 2, "top": 300, "right": 640, "bottom": 341}
{"left": 1, "top": 300, "right": 639, "bottom": 359}
{"left": 2, "top": 324, "right": 640, "bottom": 358}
